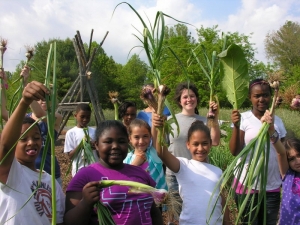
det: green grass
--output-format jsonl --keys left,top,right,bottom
{"left": 65, "top": 107, "right": 300, "bottom": 138}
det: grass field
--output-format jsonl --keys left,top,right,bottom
{"left": 71, "top": 107, "right": 300, "bottom": 138}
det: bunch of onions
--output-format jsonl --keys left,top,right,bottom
{"left": 65, "top": 128, "right": 97, "bottom": 176}
{"left": 108, "top": 91, "right": 120, "bottom": 120}
{"left": 140, "top": 84, "right": 171, "bottom": 146}
{"left": 93, "top": 180, "right": 169, "bottom": 225}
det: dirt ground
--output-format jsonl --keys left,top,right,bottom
{"left": 55, "top": 133, "right": 178, "bottom": 225}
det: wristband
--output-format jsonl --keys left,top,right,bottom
{"left": 270, "top": 130, "right": 279, "bottom": 144}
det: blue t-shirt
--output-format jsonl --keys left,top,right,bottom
{"left": 137, "top": 106, "right": 171, "bottom": 127}
{"left": 27, "top": 113, "right": 61, "bottom": 178}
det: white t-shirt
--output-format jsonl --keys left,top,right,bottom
{"left": 64, "top": 126, "right": 98, "bottom": 177}
{"left": 237, "top": 110, "right": 287, "bottom": 190}
{"left": 0, "top": 158, "right": 65, "bottom": 225}
{"left": 175, "top": 157, "right": 223, "bottom": 225}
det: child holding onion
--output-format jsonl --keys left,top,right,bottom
{"left": 124, "top": 118, "right": 167, "bottom": 190}
{"left": 152, "top": 115, "right": 229, "bottom": 225}
{"left": 229, "top": 79, "right": 287, "bottom": 224}
{"left": 0, "top": 81, "right": 65, "bottom": 225}
{"left": 64, "top": 103, "right": 99, "bottom": 177}
{"left": 64, "top": 120, "right": 163, "bottom": 225}
{"left": 262, "top": 110, "right": 300, "bottom": 224}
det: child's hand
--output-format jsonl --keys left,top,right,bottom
{"left": 20, "top": 66, "right": 30, "bottom": 83}
{"left": 82, "top": 181, "right": 100, "bottom": 207}
{"left": 152, "top": 112, "right": 164, "bottom": 128}
{"left": 209, "top": 101, "right": 219, "bottom": 117}
{"left": 231, "top": 110, "right": 241, "bottom": 127}
{"left": 261, "top": 110, "right": 275, "bottom": 131}
{"left": 22, "top": 81, "right": 49, "bottom": 105}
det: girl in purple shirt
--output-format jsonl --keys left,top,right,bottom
{"left": 262, "top": 110, "right": 300, "bottom": 224}
{"left": 64, "top": 120, "right": 163, "bottom": 225}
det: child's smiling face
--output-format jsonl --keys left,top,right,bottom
{"left": 129, "top": 126, "right": 151, "bottom": 152}
{"left": 287, "top": 148, "right": 300, "bottom": 173}
{"left": 186, "top": 130, "right": 211, "bottom": 162}
{"left": 96, "top": 127, "right": 129, "bottom": 169}
{"left": 15, "top": 123, "right": 42, "bottom": 170}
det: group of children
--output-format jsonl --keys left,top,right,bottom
{"left": 0, "top": 69, "right": 300, "bottom": 225}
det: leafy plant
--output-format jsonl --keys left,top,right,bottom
{"left": 219, "top": 44, "right": 249, "bottom": 110}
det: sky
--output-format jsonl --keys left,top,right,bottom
{"left": 1, "top": 0, "right": 300, "bottom": 72}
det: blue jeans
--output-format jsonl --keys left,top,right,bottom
{"left": 235, "top": 192, "right": 280, "bottom": 225}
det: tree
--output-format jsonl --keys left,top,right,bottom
{"left": 115, "top": 54, "right": 148, "bottom": 109}
{"left": 9, "top": 38, "right": 78, "bottom": 101}
{"left": 265, "top": 21, "right": 300, "bottom": 70}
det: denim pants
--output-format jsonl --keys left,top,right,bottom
{"left": 235, "top": 192, "right": 280, "bottom": 225}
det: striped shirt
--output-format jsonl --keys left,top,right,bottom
{"left": 124, "top": 146, "right": 168, "bottom": 190}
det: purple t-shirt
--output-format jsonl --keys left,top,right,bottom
{"left": 67, "top": 163, "right": 156, "bottom": 225}
{"left": 279, "top": 169, "right": 300, "bottom": 224}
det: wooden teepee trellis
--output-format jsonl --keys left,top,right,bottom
{"left": 57, "top": 30, "right": 108, "bottom": 135}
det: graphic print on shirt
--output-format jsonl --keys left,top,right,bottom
{"left": 101, "top": 177, "right": 153, "bottom": 225}
{"left": 292, "top": 177, "right": 300, "bottom": 196}
{"left": 31, "top": 180, "right": 52, "bottom": 219}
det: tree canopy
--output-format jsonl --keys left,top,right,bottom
{"left": 265, "top": 20, "right": 300, "bottom": 87}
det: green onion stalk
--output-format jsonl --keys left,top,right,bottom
{"left": 65, "top": 128, "right": 97, "bottom": 176}
{"left": 140, "top": 84, "right": 170, "bottom": 146}
{"left": 207, "top": 80, "right": 280, "bottom": 225}
{"left": 9, "top": 46, "right": 34, "bottom": 116}
{"left": 0, "top": 38, "right": 7, "bottom": 129}
{"left": 108, "top": 91, "right": 120, "bottom": 120}
{"left": 191, "top": 35, "right": 227, "bottom": 129}
{"left": 43, "top": 43, "right": 57, "bottom": 225}
{"left": 112, "top": 2, "right": 190, "bottom": 139}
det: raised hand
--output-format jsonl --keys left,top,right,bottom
{"left": 231, "top": 110, "right": 241, "bottom": 127}
{"left": 22, "top": 81, "right": 49, "bottom": 105}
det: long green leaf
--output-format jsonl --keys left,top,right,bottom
{"left": 219, "top": 44, "right": 249, "bottom": 109}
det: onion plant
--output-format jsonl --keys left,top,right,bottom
{"left": 113, "top": 2, "right": 192, "bottom": 145}
{"left": 41, "top": 42, "right": 58, "bottom": 225}
{"left": 65, "top": 128, "right": 97, "bottom": 176}
{"left": 108, "top": 91, "right": 120, "bottom": 120}
{"left": 190, "top": 35, "right": 227, "bottom": 127}
{"left": 9, "top": 46, "right": 34, "bottom": 116}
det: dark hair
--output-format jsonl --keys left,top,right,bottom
{"left": 128, "top": 119, "right": 151, "bottom": 136}
{"left": 284, "top": 138, "right": 300, "bottom": 155}
{"left": 23, "top": 117, "right": 41, "bottom": 134}
{"left": 249, "top": 79, "right": 272, "bottom": 95}
{"left": 118, "top": 101, "right": 137, "bottom": 119}
{"left": 76, "top": 103, "right": 92, "bottom": 113}
{"left": 187, "top": 120, "right": 210, "bottom": 142}
{"left": 95, "top": 120, "right": 128, "bottom": 142}
{"left": 174, "top": 82, "right": 199, "bottom": 114}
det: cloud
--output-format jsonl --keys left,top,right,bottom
{"left": 0, "top": 0, "right": 299, "bottom": 72}
{"left": 217, "top": 0, "right": 300, "bottom": 62}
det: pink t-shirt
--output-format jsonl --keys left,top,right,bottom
{"left": 67, "top": 163, "right": 156, "bottom": 225}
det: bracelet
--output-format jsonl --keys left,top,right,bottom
{"left": 270, "top": 130, "right": 279, "bottom": 144}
